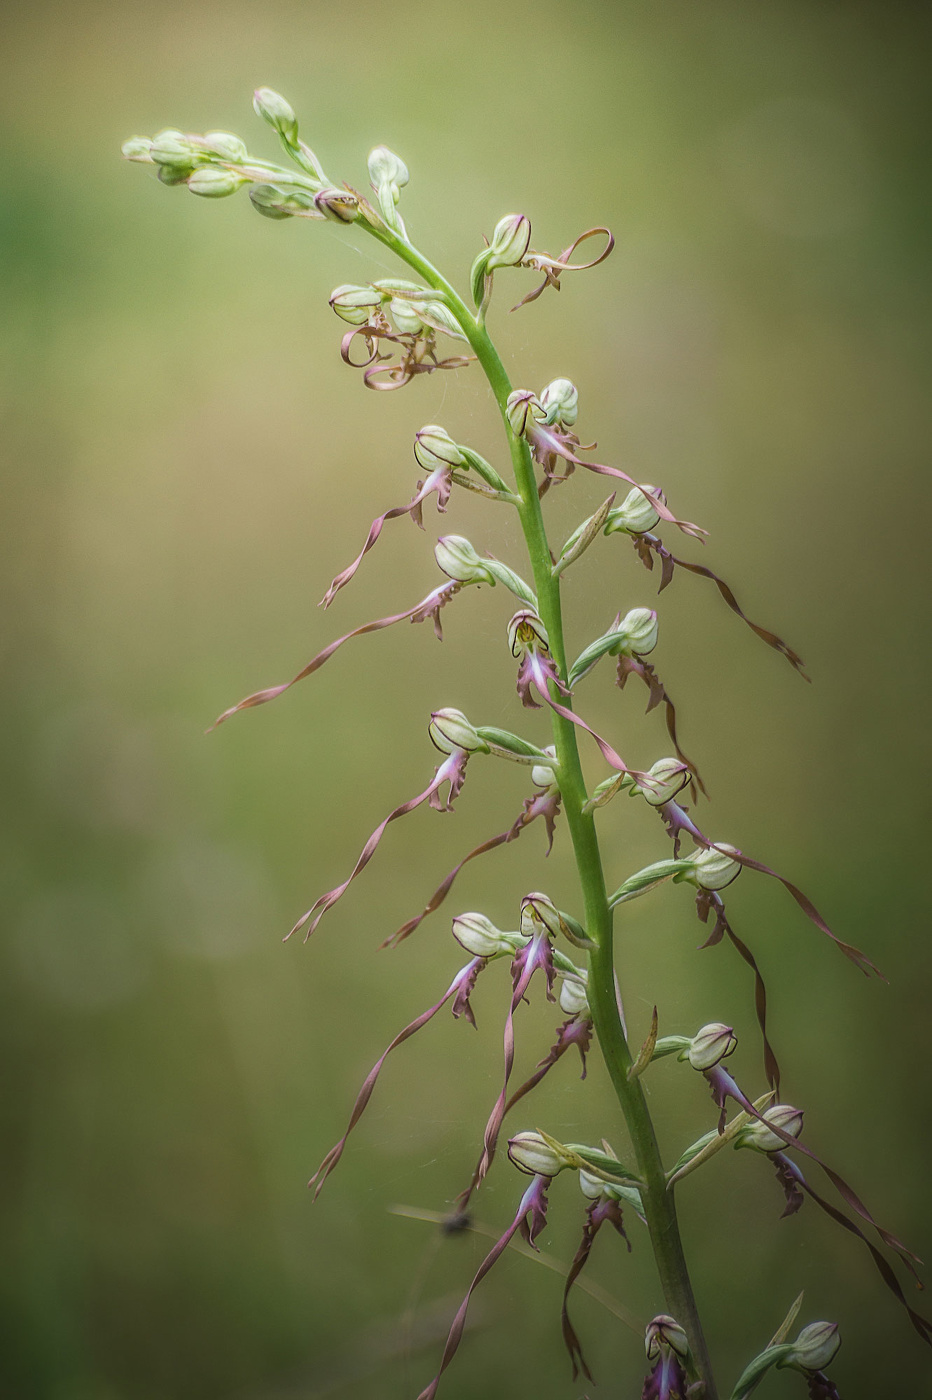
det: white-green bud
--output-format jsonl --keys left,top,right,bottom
{"left": 368, "top": 146, "right": 409, "bottom": 201}
{"left": 540, "top": 377, "right": 579, "bottom": 429}
{"left": 150, "top": 129, "right": 201, "bottom": 171}
{"left": 249, "top": 184, "right": 318, "bottom": 220}
{"left": 559, "top": 973, "right": 589, "bottom": 1018}
{"left": 434, "top": 536, "right": 497, "bottom": 586}
{"left": 631, "top": 757, "right": 691, "bottom": 807}
{"left": 328, "top": 283, "right": 383, "bottom": 322}
{"left": 187, "top": 168, "right": 247, "bottom": 198}
{"left": 451, "top": 911, "right": 515, "bottom": 959}
{"left": 418, "top": 300, "right": 465, "bottom": 339}
{"left": 121, "top": 137, "right": 153, "bottom": 162}
{"left": 520, "top": 892, "right": 585, "bottom": 945}
{"left": 605, "top": 485, "right": 662, "bottom": 536}
{"left": 487, "top": 213, "right": 532, "bottom": 269}
{"left": 784, "top": 1322, "right": 841, "bottom": 1373}
{"left": 686, "top": 843, "right": 742, "bottom": 892}
{"left": 646, "top": 1316, "right": 690, "bottom": 1362}
{"left": 428, "top": 708, "right": 489, "bottom": 755}
{"left": 315, "top": 188, "right": 358, "bottom": 223}
{"left": 736, "top": 1103, "right": 804, "bottom": 1154}
{"left": 253, "top": 88, "right": 299, "bottom": 145}
{"left": 506, "top": 389, "right": 546, "bottom": 438}
{"left": 413, "top": 425, "right": 465, "bottom": 471}
{"left": 507, "top": 1130, "right": 574, "bottom": 1178}
{"left": 202, "top": 131, "right": 248, "bottom": 162}
{"left": 613, "top": 607, "right": 659, "bottom": 657}
{"left": 388, "top": 298, "right": 424, "bottom": 336}
{"left": 685, "top": 1023, "right": 738, "bottom": 1071}
{"left": 531, "top": 745, "right": 558, "bottom": 790}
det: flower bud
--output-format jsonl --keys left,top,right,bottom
{"left": 202, "top": 131, "right": 248, "bottom": 162}
{"left": 559, "top": 973, "right": 589, "bottom": 1018}
{"left": 418, "top": 300, "right": 464, "bottom": 339}
{"left": 253, "top": 88, "right": 299, "bottom": 145}
{"left": 413, "top": 425, "right": 465, "bottom": 471}
{"left": 614, "top": 607, "right": 659, "bottom": 657}
{"left": 508, "top": 609, "right": 550, "bottom": 657}
{"left": 531, "top": 746, "right": 558, "bottom": 790}
{"left": 187, "top": 168, "right": 247, "bottom": 198}
{"left": 685, "top": 844, "right": 742, "bottom": 892}
{"left": 520, "top": 892, "right": 585, "bottom": 945}
{"left": 686, "top": 1023, "right": 737, "bottom": 1071}
{"left": 428, "top": 708, "right": 489, "bottom": 755}
{"left": 368, "top": 146, "right": 409, "bottom": 195}
{"left": 540, "top": 377, "right": 579, "bottom": 429}
{"left": 605, "top": 484, "right": 662, "bottom": 536}
{"left": 632, "top": 757, "right": 690, "bottom": 807}
{"left": 784, "top": 1322, "right": 841, "bottom": 1373}
{"left": 506, "top": 389, "right": 546, "bottom": 438}
{"left": 150, "top": 129, "right": 201, "bottom": 172}
{"left": 452, "top": 912, "right": 514, "bottom": 959}
{"left": 736, "top": 1103, "right": 804, "bottom": 1154}
{"left": 507, "top": 1130, "right": 573, "bottom": 1178}
{"left": 248, "top": 184, "right": 318, "bottom": 220}
{"left": 487, "top": 213, "right": 532, "bottom": 268}
{"left": 315, "top": 188, "right": 358, "bottom": 223}
{"left": 645, "top": 1316, "right": 690, "bottom": 1362}
{"left": 121, "top": 137, "right": 153, "bottom": 162}
{"left": 434, "top": 536, "right": 497, "bottom": 586}
{"left": 329, "top": 283, "right": 384, "bottom": 322}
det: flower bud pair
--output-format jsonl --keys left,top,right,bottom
{"left": 604, "top": 484, "right": 663, "bottom": 536}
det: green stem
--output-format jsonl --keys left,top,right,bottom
{"left": 365, "top": 220, "right": 717, "bottom": 1398}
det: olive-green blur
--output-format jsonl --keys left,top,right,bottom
{"left": 2, "top": 2, "right": 929, "bottom": 1396}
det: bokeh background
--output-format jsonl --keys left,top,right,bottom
{"left": 2, "top": 2, "right": 930, "bottom": 1396}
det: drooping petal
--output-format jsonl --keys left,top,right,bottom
{"left": 616, "top": 656, "right": 706, "bottom": 800}
{"left": 562, "top": 1197, "right": 631, "bottom": 1381}
{"left": 308, "top": 957, "right": 485, "bottom": 1198}
{"left": 695, "top": 892, "right": 781, "bottom": 1094}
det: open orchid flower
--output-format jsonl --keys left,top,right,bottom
{"left": 415, "top": 1174, "right": 550, "bottom": 1400}
{"left": 507, "top": 385, "right": 706, "bottom": 539}
{"left": 308, "top": 955, "right": 487, "bottom": 1198}
{"left": 641, "top": 1317, "right": 692, "bottom": 1400}
{"left": 476, "top": 895, "right": 559, "bottom": 1182}
{"left": 508, "top": 609, "right": 572, "bottom": 709}
{"left": 510, "top": 225, "right": 615, "bottom": 311}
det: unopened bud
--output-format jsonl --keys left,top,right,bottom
{"left": 686, "top": 1023, "right": 737, "bottom": 1071}
{"left": 187, "top": 168, "right": 247, "bottom": 198}
{"left": 388, "top": 298, "right": 423, "bottom": 335}
{"left": 150, "top": 129, "right": 200, "bottom": 172}
{"left": 508, "top": 609, "right": 550, "bottom": 657}
{"left": 488, "top": 213, "right": 532, "bottom": 268}
{"left": 531, "top": 746, "right": 558, "bottom": 789}
{"left": 506, "top": 389, "right": 546, "bottom": 438}
{"left": 203, "top": 131, "right": 248, "bottom": 162}
{"left": 249, "top": 184, "right": 318, "bottom": 220}
{"left": 559, "top": 973, "right": 589, "bottom": 1018}
{"left": 328, "top": 283, "right": 383, "bottom": 322}
{"left": 253, "top": 88, "right": 299, "bottom": 145}
{"left": 614, "top": 607, "right": 659, "bottom": 657}
{"left": 368, "top": 146, "right": 409, "bottom": 195}
{"left": 418, "top": 300, "right": 464, "bottom": 339}
{"left": 686, "top": 844, "right": 742, "bottom": 892}
{"left": 434, "top": 536, "right": 497, "bottom": 586}
{"left": 645, "top": 1316, "right": 689, "bottom": 1362}
{"left": 413, "top": 425, "right": 464, "bottom": 471}
{"left": 736, "top": 1104, "right": 804, "bottom": 1154}
{"left": 121, "top": 137, "right": 153, "bottom": 162}
{"left": 540, "top": 377, "right": 579, "bottom": 429}
{"left": 428, "top": 708, "right": 489, "bottom": 755}
{"left": 452, "top": 912, "right": 514, "bottom": 959}
{"left": 784, "top": 1322, "right": 841, "bottom": 1373}
{"left": 632, "top": 757, "right": 690, "bottom": 807}
{"left": 507, "top": 1130, "right": 573, "bottom": 1178}
{"left": 605, "top": 485, "right": 663, "bottom": 536}
{"left": 315, "top": 188, "right": 358, "bottom": 223}
{"left": 520, "top": 892, "right": 585, "bottom": 945}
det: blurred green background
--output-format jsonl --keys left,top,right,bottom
{"left": 2, "top": 1, "right": 930, "bottom": 1396}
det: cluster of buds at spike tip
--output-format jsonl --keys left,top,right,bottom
{"left": 642, "top": 1316, "right": 691, "bottom": 1400}
{"left": 681, "top": 1022, "right": 738, "bottom": 1072}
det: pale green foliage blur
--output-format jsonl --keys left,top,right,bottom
{"left": 1, "top": 2, "right": 929, "bottom": 1397}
